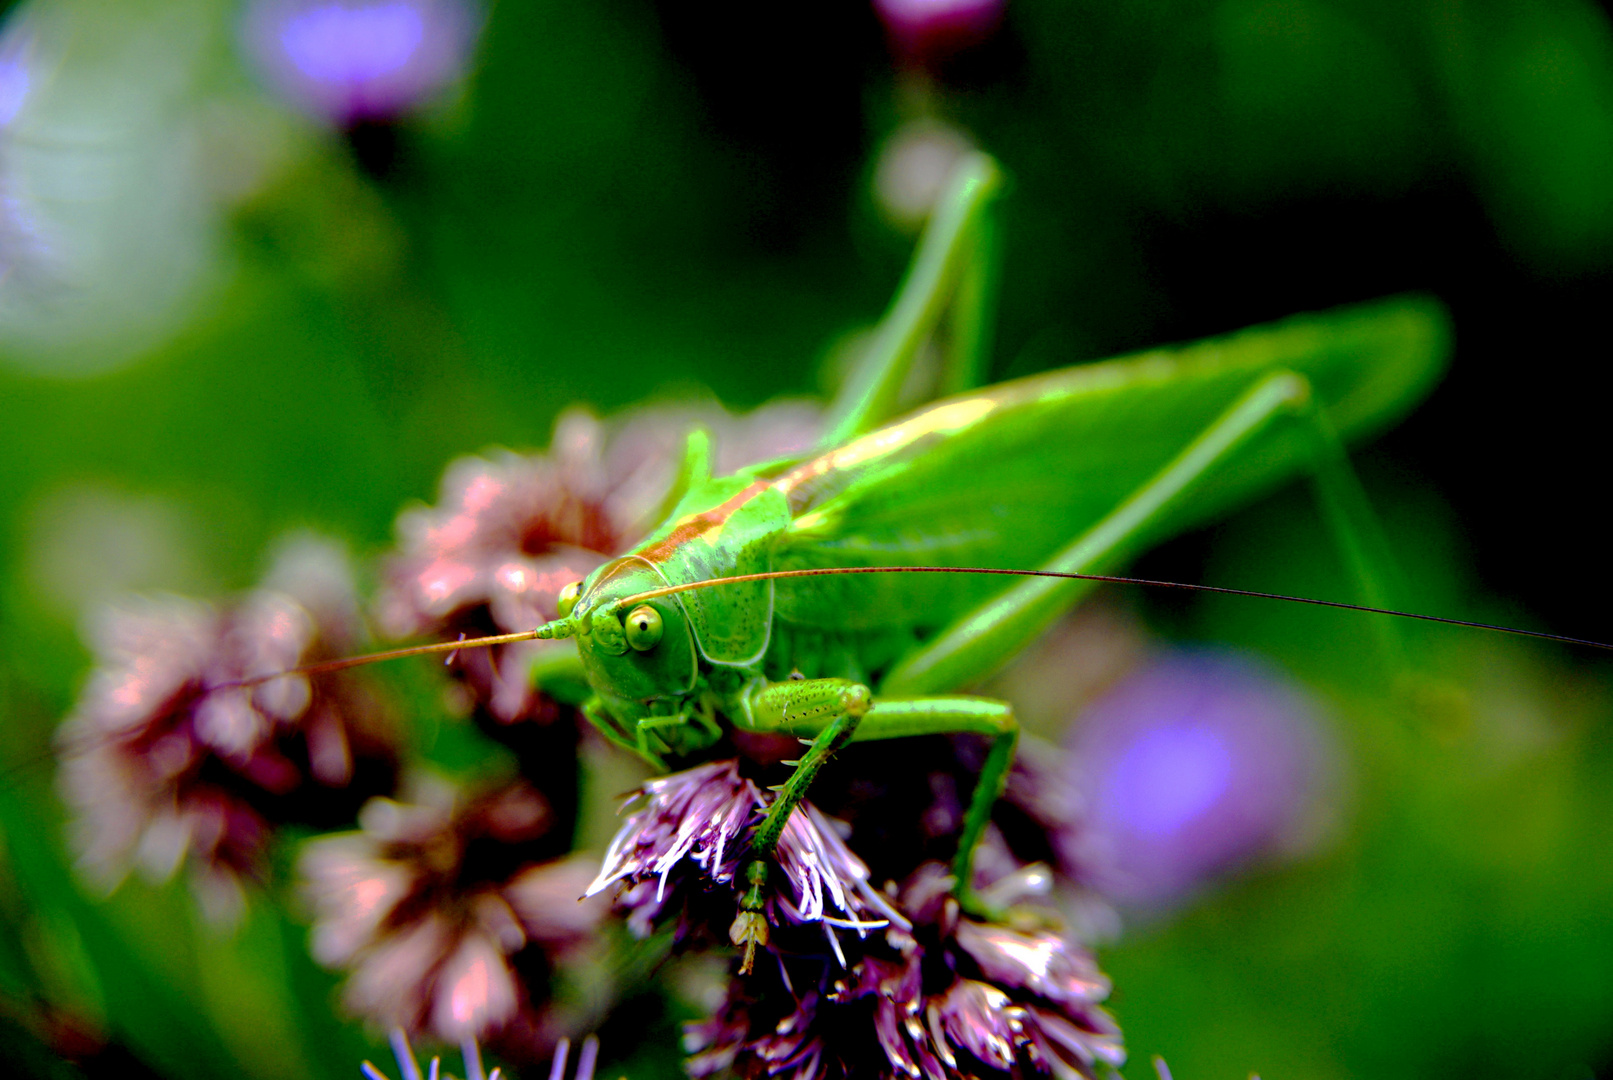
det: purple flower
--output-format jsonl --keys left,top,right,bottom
{"left": 1061, "top": 649, "right": 1334, "bottom": 907}
{"left": 686, "top": 855, "right": 1123, "bottom": 1080}
{"left": 588, "top": 761, "right": 762, "bottom": 909}
{"left": 588, "top": 760, "right": 901, "bottom": 961}
{"left": 242, "top": 0, "right": 481, "bottom": 126}
{"left": 301, "top": 777, "right": 609, "bottom": 1051}
{"left": 56, "top": 537, "right": 396, "bottom": 922}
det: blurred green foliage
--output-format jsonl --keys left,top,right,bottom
{"left": 2, "top": 0, "right": 1612, "bottom": 1077}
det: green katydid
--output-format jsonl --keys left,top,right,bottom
{"left": 259, "top": 152, "right": 1492, "bottom": 972}
{"left": 479, "top": 152, "right": 1450, "bottom": 964}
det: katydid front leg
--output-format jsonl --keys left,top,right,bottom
{"left": 580, "top": 697, "right": 655, "bottom": 765}
{"left": 729, "top": 676, "right": 872, "bottom": 972}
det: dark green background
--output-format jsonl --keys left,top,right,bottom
{"left": 3, "top": 0, "right": 1613, "bottom": 1077}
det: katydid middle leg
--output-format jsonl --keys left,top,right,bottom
{"left": 737, "top": 676, "right": 874, "bottom": 858}
{"left": 844, "top": 696, "right": 1020, "bottom": 907}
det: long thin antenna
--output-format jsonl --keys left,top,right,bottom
{"left": 605, "top": 565, "right": 1613, "bottom": 652}
{"left": 240, "top": 563, "right": 1613, "bottom": 690}
{"left": 14, "top": 563, "right": 1607, "bottom": 789}
{"left": 220, "top": 629, "right": 549, "bottom": 689}
{"left": 16, "top": 628, "right": 565, "bottom": 784}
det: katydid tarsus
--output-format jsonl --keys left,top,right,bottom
{"left": 223, "top": 152, "right": 1597, "bottom": 974}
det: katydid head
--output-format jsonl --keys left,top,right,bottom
{"left": 170, "top": 563, "right": 1613, "bottom": 726}
{"left": 545, "top": 556, "right": 699, "bottom": 708}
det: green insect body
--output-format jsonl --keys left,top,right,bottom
{"left": 534, "top": 153, "right": 1450, "bottom": 961}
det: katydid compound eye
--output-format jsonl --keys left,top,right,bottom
{"left": 624, "top": 604, "right": 663, "bottom": 651}
{"left": 556, "top": 581, "right": 583, "bottom": 618}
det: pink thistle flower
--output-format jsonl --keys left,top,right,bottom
{"left": 56, "top": 536, "right": 395, "bottom": 922}
{"left": 302, "top": 776, "right": 609, "bottom": 1050}
{"left": 587, "top": 760, "right": 901, "bottom": 961}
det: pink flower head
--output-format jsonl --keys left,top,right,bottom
{"left": 57, "top": 536, "right": 395, "bottom": 922}
{"left": 687, "top": 854, "right": 1123, "bottom": 1079}
{"left": 379, "top": 403, "right": 821, "bottom": 724}
{"left": 882, "top": 861, "right": 1123, "bottom": 1080}
{"left": 302, "top": 777, "right": 608, "bottom": 1050}
{"left": 243, "top": 0, "right": 481, "bottom": 125}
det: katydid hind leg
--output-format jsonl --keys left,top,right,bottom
{"left": 843, "top": 374, "right": 1412, "bottom": 908}
{"left": 941, "top": 204, "right": 1001, "bottom": 397}
{"left": 1292, "top": 395, "right": 1412, "bottom": 667}
{"left": 880, "top": 370, "right": 1319, "bottom": 697}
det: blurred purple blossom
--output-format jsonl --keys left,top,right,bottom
{"left": 1060, "top": 649, "right": 1334, "bottom": 907}
{"left": 242, "top": 0, "right": 481, "bottom": 126}
{"left": 56, "top": 536, "right": 395, "bottom": 922}
{"left": 0, "top": 22, "right": 49, "bottom": 295}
